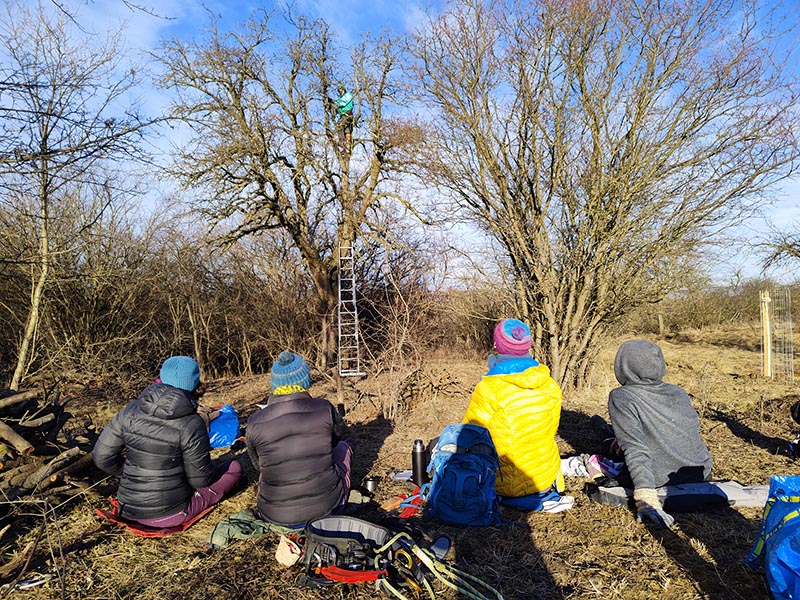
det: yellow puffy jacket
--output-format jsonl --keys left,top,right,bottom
{"left": 463, "top": 361, "right": 564, "bottom": 497}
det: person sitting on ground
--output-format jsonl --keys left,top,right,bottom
{"left": 92, "top": 356, "right": 242, "bottom": 527}
{"left": 462, "top": 318, "right": 569, "bottom": 511}
{"left": 246, "top": 351, "right": 354, "bottom": 526}
{"left": 607, "top": 339, "right": 713, "bottom": 528}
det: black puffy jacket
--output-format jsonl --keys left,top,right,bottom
{"left": 246, "top": 390, "right": 346, "bottom": 525}
{"left": 92, "top": 383, "right": 213, "bottom": 520}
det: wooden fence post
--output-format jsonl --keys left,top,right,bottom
{"left": 761, "top": 290, "right": 772, "bottom": 378}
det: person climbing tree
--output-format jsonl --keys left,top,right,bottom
{"left": 334, "top": 83, "right": 354, "bottom": 150}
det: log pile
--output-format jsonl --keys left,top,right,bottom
{"left": 0, "top": 387, "right": 98, "bottom": 502}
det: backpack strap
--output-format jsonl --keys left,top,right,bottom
{"left": 397, "top": 484, "right": 429, "bottom": 518}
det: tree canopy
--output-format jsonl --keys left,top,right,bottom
{"left": 409, "top": 0, "right": 800, "bottom": 386}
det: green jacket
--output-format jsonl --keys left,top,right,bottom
{"left": 336, "top": 91, "right": 353, "bottom": 117}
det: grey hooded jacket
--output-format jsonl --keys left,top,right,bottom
{"left": 92, "top": 383, "right": 213, "bottom": 519}
{"left": 608, "top": 340, "right": 713, "bottom": 490}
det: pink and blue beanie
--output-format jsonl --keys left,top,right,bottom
{"left": 493, "top": 319, "right": 531, "bottom": 356}
{"left": 160, "top": 356, "right": 201, "bottom": 392}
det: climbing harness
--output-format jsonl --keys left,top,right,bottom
{"left": 298, "top": 515, "right": 504, "bottom": 599}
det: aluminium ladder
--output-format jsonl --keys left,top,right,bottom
{"left": 337, "top": 244, "right": 365, "bottom": 376}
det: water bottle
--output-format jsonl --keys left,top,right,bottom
{"left": 412, "top": 439, "right": 429, "bottom": 486}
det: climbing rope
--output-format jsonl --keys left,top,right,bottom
{"left": 373, "top": 532, "right": 504, "bottom": 600}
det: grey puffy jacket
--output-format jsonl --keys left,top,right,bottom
{"left": 92, "top": 383, "right": 213, "bottom": 520}
{"left": 246, "top": 390, "right": 345, "bottom": 525}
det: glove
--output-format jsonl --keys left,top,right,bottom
{"left": 634, "top": 487, "right": 675, "bottom": 528}
{"left": 637, "top": 507, "right": 675, "bottom": 528}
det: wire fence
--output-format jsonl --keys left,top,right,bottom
{"left": 761, "top": 288, "right": 795, "bottom": 381}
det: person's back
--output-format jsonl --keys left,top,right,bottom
{"left": 608, "top": 339, "right": 712, "bottom": 490}
{"left": 463, "top": 319, "right": 564, "bottom": 497}
{"left": 336, "top": 84, "right": 353, "bottom": 117}
{"left": 608, "top": 339, "right": 712, "bottom": 528}
{"left": 93, "top": 356, "right": 242, "bottom": 524}
{"left": 246, "top": 351, "right": 351, "bottom": 526}
{"left": 95, "top": 382, "right": 212, "bottom": 519}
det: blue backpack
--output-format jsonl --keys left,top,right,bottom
{"left": 425, "top": 424, "right": 500, "bottom": 526}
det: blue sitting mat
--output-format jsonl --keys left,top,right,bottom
{"left": 209, "top": 404, "right": 239, "bottom": 448}
{"left": 586, "top": 480, "right": 768, "bottom": 512}
{"left": 500, "top": 490, "right": 561, "bottom": 511}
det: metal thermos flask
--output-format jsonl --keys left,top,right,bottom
{"left": 412, "top": 439, "right": 429, "bottom": 486}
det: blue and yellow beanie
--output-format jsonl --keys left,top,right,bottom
{"left": 270, "top": 351, "right": 311, "bottom": 391}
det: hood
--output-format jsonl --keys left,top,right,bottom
{"left": 613, "top": 340, "right": 667, "bottom": 386}
{"left": 486, "top": 362, "right": 557, "bottom": 392}
{"left": 487, "top": 355, "right": 539, "bottom": 375}
{"left": 137, "top": 383, "right": 198, "bottom": 420}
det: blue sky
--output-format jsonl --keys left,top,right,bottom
{"left": 73, "top": 0, "right": 424, "bottom": 47}
{"left": 58, "top": 0, "right": 800, "bottom": 284}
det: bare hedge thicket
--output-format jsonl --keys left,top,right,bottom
{"left": 0, "top": 196, "right": 788, "bottom": 392}
{"left": 621, "top": 279, "right": 799, "bottom": 336}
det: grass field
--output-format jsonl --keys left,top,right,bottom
{"left": 3, "top": 323, "right": 799, "bottom": 599}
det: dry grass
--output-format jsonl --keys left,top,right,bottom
{"left": 2, "top": 323, "right": 799, "bottom": 599}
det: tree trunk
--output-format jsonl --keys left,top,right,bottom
{"left": 0, "top": 389, "right": 42, "bottom": 410}
{"left": 0, "top": 421, "right": 34, "bottom": 455}
{"left": 11, "top": 236, "right": 49, "bottom": 391}
{"left": 318, "top": 294, "right": 338, "bottom": 371}
{"left": 11, "top": 158, "right": 50, "bottom": 391}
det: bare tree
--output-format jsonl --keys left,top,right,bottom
{"left": 41, "top": 194, "right": 166, "bottom": 381}
{"left": 409, "top": 0, "right": 800, "bottom": 388}
{"left": 0, "top": 2, "right": 154, "bottom": 389}
{"left": 761, "top": 222, "right": 800, "bottom": 270}
{"left": 157, "top": 9, "right": 415, "bottom": 370}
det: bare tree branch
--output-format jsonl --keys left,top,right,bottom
{"left": 156, "top": 8, "right": 417, "bottom": 368}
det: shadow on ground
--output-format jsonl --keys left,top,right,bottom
{"left": 708, "top": 408, "right": 793, "bottom": 457}
{"left": 558, "top": 408, "right": 608, "bottom": 455}
{"left": 652, "top": 507, "right": 768, "bottom": 600}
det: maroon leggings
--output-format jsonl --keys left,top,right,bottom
{"left": 333, "top": 440, "right": 354, "bottom": 510}
{"left": 136, "top": 459, "right": 242, "bottom": 528}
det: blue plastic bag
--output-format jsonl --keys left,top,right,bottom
{"left": 744, "top": 475, "right": 800, "bottom": 600}
{"left": 208, "top": 404, "right": 240, "bottom": 448}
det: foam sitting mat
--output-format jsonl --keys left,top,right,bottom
{"left": 95, "top": 497, "right": 215, "bottom": 537}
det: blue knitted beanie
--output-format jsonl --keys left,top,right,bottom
{"left": 270, "top": 351, "right": 311, "bottom": 391}
{"left": 160, "top": 356, "right": 201, "bottom": 392}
